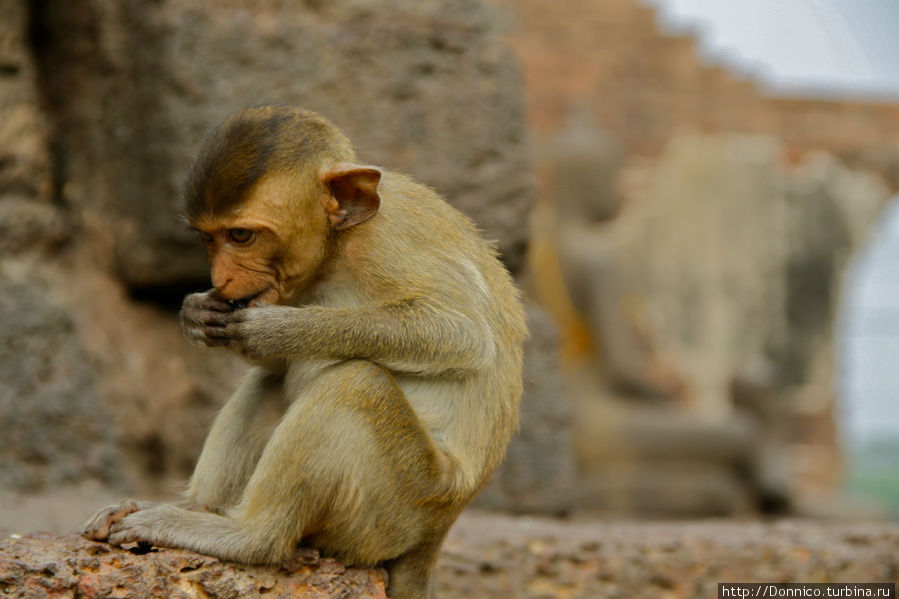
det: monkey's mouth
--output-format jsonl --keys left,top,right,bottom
{"left": 226, "top": 290, "right": 264, "bottom": 310}
{"left": 225, "top": 297, "right": 251, "bottom": 310}
{"left": 227, "top": 287, "right": 279, "bottom": 309}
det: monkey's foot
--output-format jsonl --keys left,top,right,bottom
{"left": 81, "top": 498, "right": 153, "bottom": 541}
{"left": 105, "top": 504, "right": 180, "bottom": 548}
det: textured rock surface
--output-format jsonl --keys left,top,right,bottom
{"left": 0, "top": 262, "right": 122, "bottom": 492}
{"left": 0, "top": 533, "right": 387, "bottom": 599}
{"left": 3, "top": 514, "right": 897, "bottom": 599}
{"left": 44, "top": 263, "right": 246, "bottom": 490}
{"left": 629, "top": 137, "right": 890, "bottom": 493}
{"left": 32, "top": 0, "right": 533, "bottom": 286}
{"left": 6, "top": 0, "right": 536, "bottom": 496}
{"left": 438, "top": 512, "right": 899, "bottom": 598}
{"left": 0, "top": 0, "right": 66, "bottom": 255}
{"left": 474, "top": 303, "right": 575, "bottom": 515}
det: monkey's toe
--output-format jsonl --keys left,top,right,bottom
{"left": 81, "top": 499, "right": 147, "bottom": 541}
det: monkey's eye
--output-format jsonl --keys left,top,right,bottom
{"left": 198, "top": 231, "right": 214, "bottom": 245}
{"left": 228, "top": 228, "right": 255, "bottom": 244}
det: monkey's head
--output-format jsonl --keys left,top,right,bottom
{"left": 184, "top": 106, "right": 381, "bottom": 306}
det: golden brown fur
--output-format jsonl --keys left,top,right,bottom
{"left": 82, "top": 106, "right": 526, "bottom": 599}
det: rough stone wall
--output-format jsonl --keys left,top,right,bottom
{"left": 0, "top": 0, "right": 121, "bottom": 493}
{"left": 32, "top": 0, "right": 533, "bottom": 288}
{"left": 0, "top": 0, "right": 64, "bottom": 253}
{"left": 3, "top": 0, "right": 543, "bottom": 508}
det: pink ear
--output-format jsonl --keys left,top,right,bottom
{"left": 321, "top": 163, "right": 382, "bottom": 230}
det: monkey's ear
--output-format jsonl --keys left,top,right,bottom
{"left": 321, "top": 163, "right": 382, "bottom": 231}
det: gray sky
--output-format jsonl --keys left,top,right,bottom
{"left": 842, "top": 205, "right": 899, "bottom": 442}
{"left": 644, "top": 0, "right": 899, "bottom": 99}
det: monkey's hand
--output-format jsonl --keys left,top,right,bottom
{"left": 81, "top": 498, "right": 155, "bottom": 541}
{"left": 216, "top": 305, "right": 294, "bottom": 362}
{"left": 180, "top": 290, "right": 236, "bottom": 349}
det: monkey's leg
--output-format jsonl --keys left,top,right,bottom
{"left": 108, "top": 360, "right": 452, "bottom": 599}
{"left": 383, "top": 537, "right": 449, "bottom": 599}
{"left": 187, "top": 367, "right": 287, "bottom": 512}
{"left": 233, "top": 360, "right": 453, "bottom": 565}
{"left": 84, "top": 369, "right": 284, "bottom": 541}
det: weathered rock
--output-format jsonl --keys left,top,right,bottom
{"left": 632, "top": 136, "right": 889, "bottom": 417}
{"left": 0, "top": 261, "right": 122, "bottom": 492}
{"left": 571, "top": 399, "right": 757, "bottom": 516}
{"left": 437, "top": 512, "right": 899, "bottom": 598}
{"left": 625, "top": 136, "right": 890, "bottom": 497}
{"left": 474, "top": 304, "right": 575, "bottom": 515}
{"left": 3, "top": 0, "right": 536, "bottom": 501}
{"left": 46, "top": 264, "right": 246, "bottom": 488}
{"left": 31, "top": 0, "right": 533, "bottom": 287}
{"left": 5, "top": 514, "right": 897, "bottom": 599}
{"left": 0, "top": 199, "right": 67, "bottom": 255}
{"left": 0, "top": 0, "right": 65, "bottom": 255}
{"left": 0, "top": 533, "right": 387, "bottom": 599}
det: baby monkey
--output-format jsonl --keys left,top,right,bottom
{"left": 82, "top": 106, "right": 526, "bottom": 599}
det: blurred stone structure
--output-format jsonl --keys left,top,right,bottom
{"left": 548, "top": 111, "right": 683, "bottom": 401}
{"left": 535, "top": 128, "right": 890, "bottom": 516}
{"left": 490, "top": 0, "right": 899, "bottom": 514}
{"left": 2, "top": 0, "right": 550, "bottom": 520}
{"left": 489, "top": 0, "right": 899, "bottom": 187}
{"left": 631, "top": 137, "right": 889, "bottom": 509}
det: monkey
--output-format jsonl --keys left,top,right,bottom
{"left": 81, "top": 105, "right": 527, "bottom": 599}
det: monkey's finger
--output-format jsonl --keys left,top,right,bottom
{"left": 107, "top": 527, "right": 140, "bottom": 547}
{"left": 185, "top": 326, "right": 233, "bottom": 347}
{"left": 222, "top": 309, "right": 248, "bottom": 323}
{"left": 180, "top": 309, "right": 206, "bottom": 327}
{"left": 182, "top": 310, "right": 229, "bottom": 332}
{"left": 202, "top": 325, "right": 235, "bottom": 340}
{"left": 201, "top": 296, "right": 234, "bottom": 312}
{"left": 183, "top": 292, "right": 232, "bottom": 313}
{"left": 81, "top": 507, "right": 114, "bottom": 538}
{"left": 81, "top": 511, "right": 113, "bottom": 540}
{"left": 202, "top": 311, "right": 230, "bottom": 327}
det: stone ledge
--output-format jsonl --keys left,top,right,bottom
{"left": 3, "top": 514, "right": 898, "bottom": 598}
{"left": 437, "top": 512, "right": 899, "bottom": 598}
{"left": 0, "top": 532, "right": 387, "bottom": 598}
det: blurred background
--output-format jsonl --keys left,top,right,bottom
{"left": 1, "top": 0, "right": 898, "bottom": 542}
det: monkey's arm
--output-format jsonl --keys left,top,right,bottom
{"left": 199, "top": 301, "right": 495, "bottom": 375}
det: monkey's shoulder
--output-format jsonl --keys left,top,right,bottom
{"left": 376, "top": 172, "right": 480, "bottom": 235}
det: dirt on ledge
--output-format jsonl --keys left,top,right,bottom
{"left": 0, "top": 532, "right": 387, "bottom": 599}
{"left": 1, "top": 511, "right": 897, "bottom": 598}
{"left": 437, "top": 512, "right": 899, "bottom": 598}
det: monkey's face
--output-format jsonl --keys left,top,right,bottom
{"left": 190, "top": 175, "right": 331, "bottom": 306}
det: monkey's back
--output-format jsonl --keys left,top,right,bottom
{"left": 345, "top": 170, "right": 527, "bottom": 494}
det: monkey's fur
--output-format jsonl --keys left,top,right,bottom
{"left": 82, "top": 106, "right": 526, "bottom": 599}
